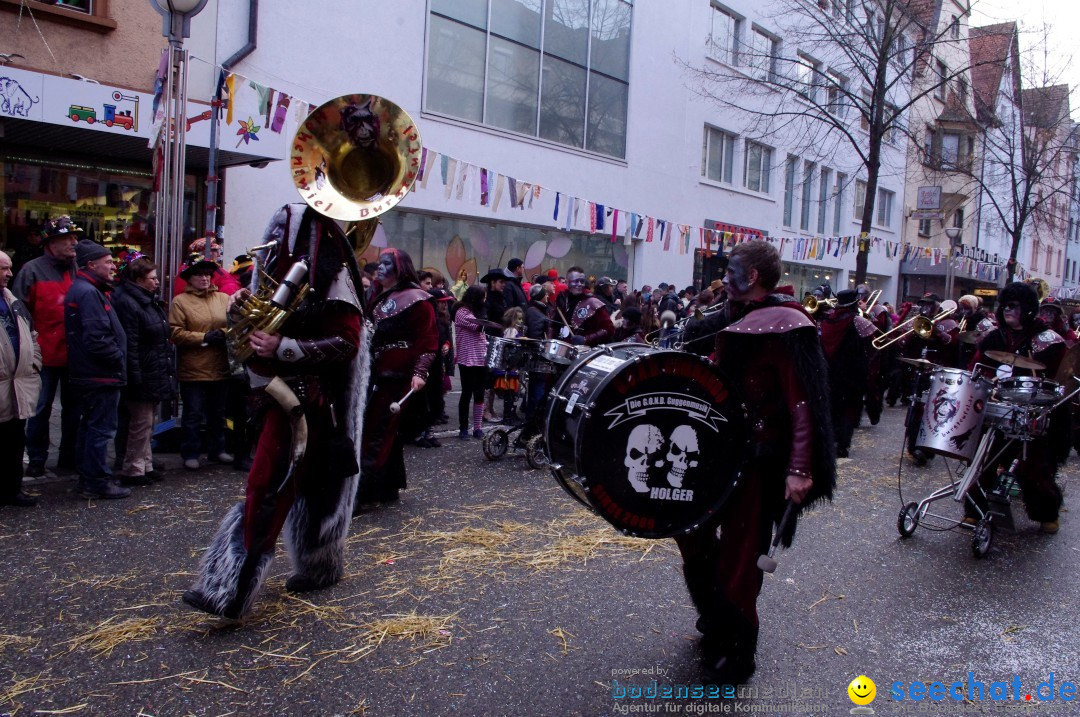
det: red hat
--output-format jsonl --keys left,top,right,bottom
{"left": 546, "top": 269, "right": 559, "bottom": 279}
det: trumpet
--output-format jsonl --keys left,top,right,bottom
{"left": 802, "top": 295, "right": 837, "bottom": 314}
{"left": 872, "top": 300, "right": 957, "bottom": 350}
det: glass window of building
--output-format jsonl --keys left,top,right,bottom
{"left": 1, "top": 156, "right": 196, "bottom": 274}
{"left": 708, "top": 4, "right": 741, "bottom": 65}
{"left": 876, "top": 188, "right": 894, "bottom": 227}
{"left": 744, "top": 140, "right": 772, "bottom": 193}
{"left": 783, "top": 155, "right": 797, "bottom": 227}
{"left": 702, "top": 126, "right": 735, "bottom": 184}
{"left": 426, "top": 0, "right": 632, "bottom": 159}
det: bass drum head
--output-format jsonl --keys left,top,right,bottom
{"left": 545, "top": 345, "right": 746, "bottom": 538}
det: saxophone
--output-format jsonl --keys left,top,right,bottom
{"left": 226, "top": 247, "right": 310, "bottom": 364}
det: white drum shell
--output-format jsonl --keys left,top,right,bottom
{"left": 916, "top": 368, "right": 991, "bottom": 462}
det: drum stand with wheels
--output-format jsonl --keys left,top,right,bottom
{"left": 898, "top": 381, "right": 1080, "bottom": 558}
{"left": 897, "top": 428, "right": 1017, "bottom": 558}
{"left": 482, "top": 365, "right": 549, "bottom": 470}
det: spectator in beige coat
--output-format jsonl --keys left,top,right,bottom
{"left": 0, "top": 252, "right": 42, "bottom": 506}
{"left": 169, "top": 261, "right": 231, "bottom": 471}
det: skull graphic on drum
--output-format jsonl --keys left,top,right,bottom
{"left": 665, "top": 425, "right": 700, "bottom": 488}
{"left": 624, "top": 424, "right": 664, "bottom": 493}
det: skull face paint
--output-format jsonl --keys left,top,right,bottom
{"left": 665, "top": 425, "right": 700, "bottom": 488}
{"left": 723, "top": 255, "right": 753, "bottom": 300}
{"left": 567, "top": 271, "right": 587, "bottom": 296}
{"left": 376, "top": 253, "right": 397, "bottom": 284}
{"left": 624, "top": 424, "right": 663, "bottom": 493}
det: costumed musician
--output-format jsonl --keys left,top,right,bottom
{"left": 966, "top": 281, "right": 1067, "bottom": 534}
{"left": 820, "top": 289, "right": 875, "bottom": 457}
{"left": 354, "top": 249, "right": 438, "bottom": 512}
{"left": 676, "top": 240, "right": 835, "bottom": 684}
{"left": 552, "top": 266, "right": 615, "bottom": 347}
{"left": 856, "top": 283, "right": 892, "bottom": 426}
{"left": 184, "top": 203, "right": 367, "bottom": 619}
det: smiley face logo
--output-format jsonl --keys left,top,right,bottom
{"left": 848, "top": 675, "right": 876, "bottom": 705}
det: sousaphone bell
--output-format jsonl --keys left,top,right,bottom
{"left": 291, "top": 93, "right": 423, "bottom": 251}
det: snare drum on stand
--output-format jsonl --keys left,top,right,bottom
{"left": 544, "top": 343, "right": 747, "bottom": 538}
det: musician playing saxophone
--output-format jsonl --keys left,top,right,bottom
{"left": 183, "top": 204, "right": 367, "bottom": 619}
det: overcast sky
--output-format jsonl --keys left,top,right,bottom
{"left": 969, "top": 0, "right": 1079, "bottom": 117}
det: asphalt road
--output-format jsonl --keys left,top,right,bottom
{"left": 0, "top": 404, "right": 1077, "bottom": 717}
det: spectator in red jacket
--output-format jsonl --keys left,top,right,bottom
{"left": 12, "top": 216, "right": 80, "bottom": 477}
{"left": 173, "top": 239, "right": 240, "bottom": 297}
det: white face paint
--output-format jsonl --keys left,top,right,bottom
{"left": 567, "top": 271, "right": 587, "bottom": 296}
{"left": 624, "top": 424, "right": 663, "bottom": 493}
{"left": 665, "top": 425, "right": 699, "bottom": 488}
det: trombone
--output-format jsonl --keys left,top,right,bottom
{"left": 872, "top": 300, "right": 957, "bottom": 350}
{"left": 859, "top": 289, "right": 882, "bottom": 319}
{"left": 802, "top": 295, "right": 837, "bottom": 314}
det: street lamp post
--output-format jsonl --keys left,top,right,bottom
{"left": 944, "top": 227, "right": 963, "bottom": 302}
{"left": 148, "top": 0, "right": 208, "bottom": 300}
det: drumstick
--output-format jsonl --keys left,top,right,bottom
{"left": 757, "top": 501, "right": 797, "bottom": 574}
{"left": 556, "top": 307, "right": 571, "bottom": 327}
{"left": 389, "top": 389, "right": 414, "bottom": 414}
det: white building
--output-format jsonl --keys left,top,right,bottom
{"left": 187, "top": 1, "right": 904, "bottom": 297}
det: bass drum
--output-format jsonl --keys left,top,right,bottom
{"left": 544, "top": 344, "right": 747, "bottom": 538}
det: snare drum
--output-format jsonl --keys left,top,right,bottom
{"left": 544, "top": 343, "right": 747, "bottom": 538}
{"left": 995, "top": 376, "right": 1061, "bottom": 406}
{"left": 485, "top": 336, "right": 526, "bottom": 371}
{"left": 986, "top": 402, "right": 1049, "bottom": 439}
{"left": 537, "top": 338, "right": 578, "bottom": 365}
{"left": 915, "top": 367, "right": 992, "bottom": 462}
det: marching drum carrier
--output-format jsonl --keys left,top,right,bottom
{"left": 896, "top": 352, "right": 1079, "bottom": 558}
{"left": 543, "top": 343, "right": 747, "bottom": 539}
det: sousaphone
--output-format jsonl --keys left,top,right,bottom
{"left": 291, "top": 93, "right": 423, "bottom": 253}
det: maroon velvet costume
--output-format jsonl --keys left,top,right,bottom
{"left": 355, "top": 285, "right": 437, "bottom": 506}
{"left": 820, "top": 306, "right": 875, "bottom": 456}
{"left": 968, "top": 322, "right": 1067, "bottom": 524}
{"left": 676, "top": 296, "right": 835, "bottom": 675}
{"left": 555, "top": 293, "right": 615, "bottom": 346}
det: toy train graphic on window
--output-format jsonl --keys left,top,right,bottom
{"left": 67, "top": 91, "right": 139, "bottom": 131}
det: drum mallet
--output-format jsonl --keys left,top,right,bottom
{"left": 389, "top": 389, "right": 415, "bottom": 414}
{"left": 757, "top": 501, "right": 797, "bottom": 574}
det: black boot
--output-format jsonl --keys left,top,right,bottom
{"left": 701, "top": 619, "right": 758, "bottom": 686}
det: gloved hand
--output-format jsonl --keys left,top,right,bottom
{"left": 559, "top": 326, "right": 571, "bottom": 339}
{"left": 203, "top": 329, "right": 227, "bottom": 346}
{"left": 569, "top": 335, "right": 585, "bottom": 346}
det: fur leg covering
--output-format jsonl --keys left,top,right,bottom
{"left": 282, "top": 473, "right": 358, "bottom": 591}
{"left": 185, "top": 503, "right": 275, "bottom": 619}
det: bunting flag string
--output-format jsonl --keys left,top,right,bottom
{"left": 187, "top": 58, "right": 1036, "bottom": 282}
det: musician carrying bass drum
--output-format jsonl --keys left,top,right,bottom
{"left": 676, "top": 240, "right": 835, "bottom": 684}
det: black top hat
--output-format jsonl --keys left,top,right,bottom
{"left": 919, "top": 292, "right": 942, "bottom": 304}
{"left": 834, "top": 289, "right": 860, "bottom": 307}
{"left": 480, "top": 268, "right": 506, "bottom": 284}
{"left": 180, "top": 260, "right": 219, "bottom": 280}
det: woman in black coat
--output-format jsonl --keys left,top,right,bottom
{"left": 111, "top": 257, "right": 175, "bottom": 485}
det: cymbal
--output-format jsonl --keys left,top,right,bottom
{"left": 899, "top": 357, "right": 941, "bottom": 370}
{"left": 958, "top": 331, "right": 980, "bottom": 345}
{"left": 984, "top": 350, "right": 1046, "bottom": 371}
{"left": 1055, "top": 343, "right": 1080, "bottom": 384}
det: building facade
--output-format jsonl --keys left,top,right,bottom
{"left": 197, "top": 0, "right": 903, "bottom": 299}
